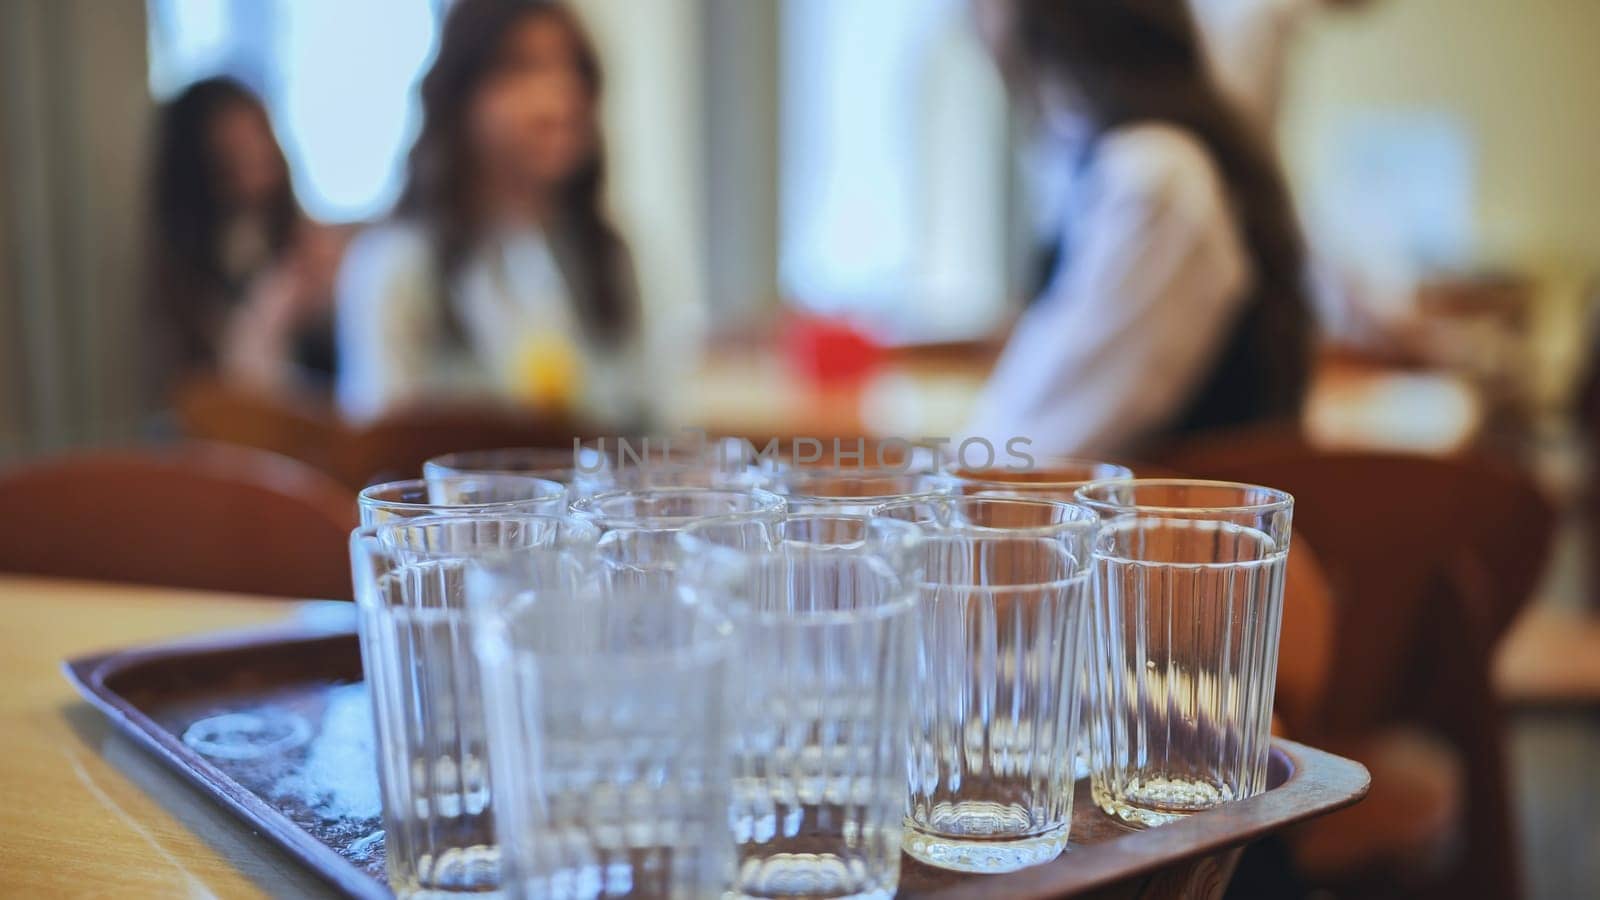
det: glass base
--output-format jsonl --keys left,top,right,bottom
{"left": 902, "top": 820, "right": 1070, "bottom": 874}
{"left": 393, "top": 845, "right": 501, "bottom": 898}
{"left": 729, "top": 852, "right": 895, "bottom": 900}
{"left": 1092, "top": 778, "right": 1231, "bottom": 829}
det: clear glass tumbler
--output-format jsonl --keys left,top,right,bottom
{"left": 947, "top": 458, "right": 1134, "bottom": 780}
{"left": 350, "top": 514, "right": 598, "bottom": 897}
{"left": 358, "top": 474, "right": 568, "bottom": 526}
{"left": 875, "top": 496, "right": 1096, "bottom": 872}
{"left": 571, "top": 487, "right": 786, "bottom": 597}
{"left": 679, "top": 514, "right": 923, "bottom": 900}
{"left": 1075, "top": 479, "right": 1294, "bottom": 828}
{"left": 773, "top": 468, "right": 951, "bottom": 515}
{"left": 947, "top": 457, "right": 1134, "bottom": 498}
{"left": 470, "top": 564, "right": 735, "bottom": 899}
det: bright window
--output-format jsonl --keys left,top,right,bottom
{"left": 779, "top": 0, "right": 1011, "bottom": 339}
{"left": 146, "top": 0, "right": 440, "bottom": 223}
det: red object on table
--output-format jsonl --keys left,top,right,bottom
{"left": 782, "top": 313, "right": 884, "bottom": 386}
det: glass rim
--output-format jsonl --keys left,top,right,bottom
{"left": 914, "top": 527, "right": 1092, "bottom": 591}
{"left": 352, "top": 512, "right": 600, "bottom": 555}
{"left": 678, "top": 515, "right": 923, "bottom": 627}
{"left": 358, "top": 473, "right": 568, "bottom": 513}
{"left": 474, "top": 574, "right": 735, "bottom": 667}
{"left": 774, "top": 468, "right": 951, "bottom": 504}
{"left": 570, "top": 486, "right": 786, "bottom": 528}
{"left": 1074, "top": 478, "right": 1294, "bottom": 515}
{"left": 874, "top": 494, "right": 1099, "bottom": 536}
{"left": 678, "top": 510, "right": 923, "bottom": 549}
{"left": 947, "top": 456, "right": 1135, "bottom": 490}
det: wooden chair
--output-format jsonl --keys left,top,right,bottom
{"left": 173, "top": 377, "right": 341, "bottom": 476}
{"left": 0, "top": 443, "right": 357, "bottom": 600}
{"left": 1156, "top": 428, "right": 1556, "bottom": 900}
{"left": 334, "top": 406, "right": 597, "bottom": 488}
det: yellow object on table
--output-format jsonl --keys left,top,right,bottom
{"left": 512, "top": 330, "right": 582, "bottom": 413}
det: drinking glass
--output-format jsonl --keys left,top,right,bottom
{"left": 947, "top": 458, "right": 1134, "bottom": 779}
{"left": 571, "top": 487, "right": 786, "bottom": 597}
{"left": 948, "top": 457, "right": 1133, "bottom": 498}
{"left": 1075, "top": 479, "right": 1293, "bottom": 828}
{"left": 423, "top": 446, "right": 612, "bottom": 494}
{"left": 471, "top": 564, "right": 735, "bottom": 899}
{"left": 679, "top": 514, "right": 923, "bottom": 899}
{"left": 350, "top": 514, "right": 598, "bottom": 897}
{"left": 585, "top": 436, "right": 770, "bottom": 493}
{"left": 875, "top": 496, "right": 1096, "bottom": 872}
{"left": 358, "top": 474, "right": 568, "bottom": 525}
{"left": 773, "top": 467, "right": 950, "bottom": 515}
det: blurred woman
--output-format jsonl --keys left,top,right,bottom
{"left": 335, "top": 0, "right": 643, "bottom": 426}
{"left": 149, "top": 77, "right": 342, "bottom": 392}
{"left": 966, "top": 0, "right": 1312, "bottom": 457}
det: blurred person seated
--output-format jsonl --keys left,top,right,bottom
{"left": 149, "top": 77, "right": 344, "bottom": 395}
{"left": 965, "top": 0, "right": 1314, "bottom": 458}
{"left": 335, "top": 0, "right": 645, "bottom": 429}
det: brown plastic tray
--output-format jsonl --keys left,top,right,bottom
{"left": 64, "top": 625, "right": 1368, "bottom": 899}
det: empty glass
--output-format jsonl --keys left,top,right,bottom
{"left": 358, "top": 474, "right": 568, "bottom": 526}
{"left": 471, "top": 564, "right": 735, "bottom": 899}
{"left": 679, "top": 514, "right": 923, "bottom": 899}
{"left": 947, "top": 458, "right": 1134, "bottom": 780}
{"left": 571, "top": 487, "right": 786, "bottom": 597}
{"left": 876, "top": 496, "right": 1096, "bottom": 872}
{"left": 948, "top": 457, "right": 1134, "bottom": 498}
{"left": 350, "top": 514, "right": 598, "bottom": 897}
{"left": 1075, "top": 480, "right": 1293, "bottom": 828}
{"left": 773, "top": 467, "right": 951, "bottom": 515}
{"left": 422, "top": 446, "right": 611, "bottom": 494}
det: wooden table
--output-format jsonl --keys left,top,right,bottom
{"left": 6, "top": 574, "right": 1370, "bottom": 898}
{"left": 0, "top": 575, "right": 341, "bottom": 898}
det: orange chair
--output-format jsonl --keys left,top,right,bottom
{"left": 0, "top": 443, "right": 357, "bottom": 600}
{"left": 333, "top": 406, "right": 598, "bottom": 488}
{"left": 1156, "top": 429, "right": 1556, "bottom": 900}
{"left": 173, "top": 377, "right": 341, "bottom": 476}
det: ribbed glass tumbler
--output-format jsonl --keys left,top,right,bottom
{"left": 349, "top": 514, "right": 598, "bottom": 897}
{"left": 470, "top": 562, "right": 736, "bottom": 899}
{"left": 947, "top": 459, "right": 1133, "bottom": 781}
{"left": 876, "top": 496, "right": 1096, "bottom": 872}
{"left": 571, "top": 487, "right": 786, "bottom": 597}
{"left": 679, "top": 514, "right": 923, "bottom": 900}
{"left": 1075, "top": 479, "right": 1293, "bottom": 828}
{"left": 358, "top": 474, "right": 568, "bottom": 526}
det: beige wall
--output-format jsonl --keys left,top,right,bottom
{"left": 1282, "top": 0, "right": 1600, "bottom": 397}
{"left": 1285, "top": 0, "right": 1600, "bottom": 267}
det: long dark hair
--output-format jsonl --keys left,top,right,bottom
{"left": 149, "top": 77, "right": 299, "bottom": 368}
{"left": 397, "top": 0, "right": 635, "bottom": 347}
{"left": 1013, "top": 0, "right": 1313, "bottom": 415}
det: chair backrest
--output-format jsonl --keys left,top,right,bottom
{"left": 0, "top": 443, "right": 358, "bottom": 599}
{"left": 173, "top": 377, "right": 341, "bottom": 476}
{"left": 1158, "top": 430, "right": 1556, "bottom": 723}
{"left": 1156, "top": 429, "right": 1555, "bottom": 900}
{"left": 334, "top": 406, "right": 595, "bottom": 488}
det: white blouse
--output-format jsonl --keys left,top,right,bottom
{"left": 334, "top": 222, "right": 645, "bottom": 425}
{"left": 965, "top": 123, "right": 1252, "bottom": 457}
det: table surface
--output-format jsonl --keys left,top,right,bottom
{"left": 0, "top": 574, "right": 341, "bottom": 898}
{"left": 3, "top": 574, "right": 1372, "bottom": 899}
